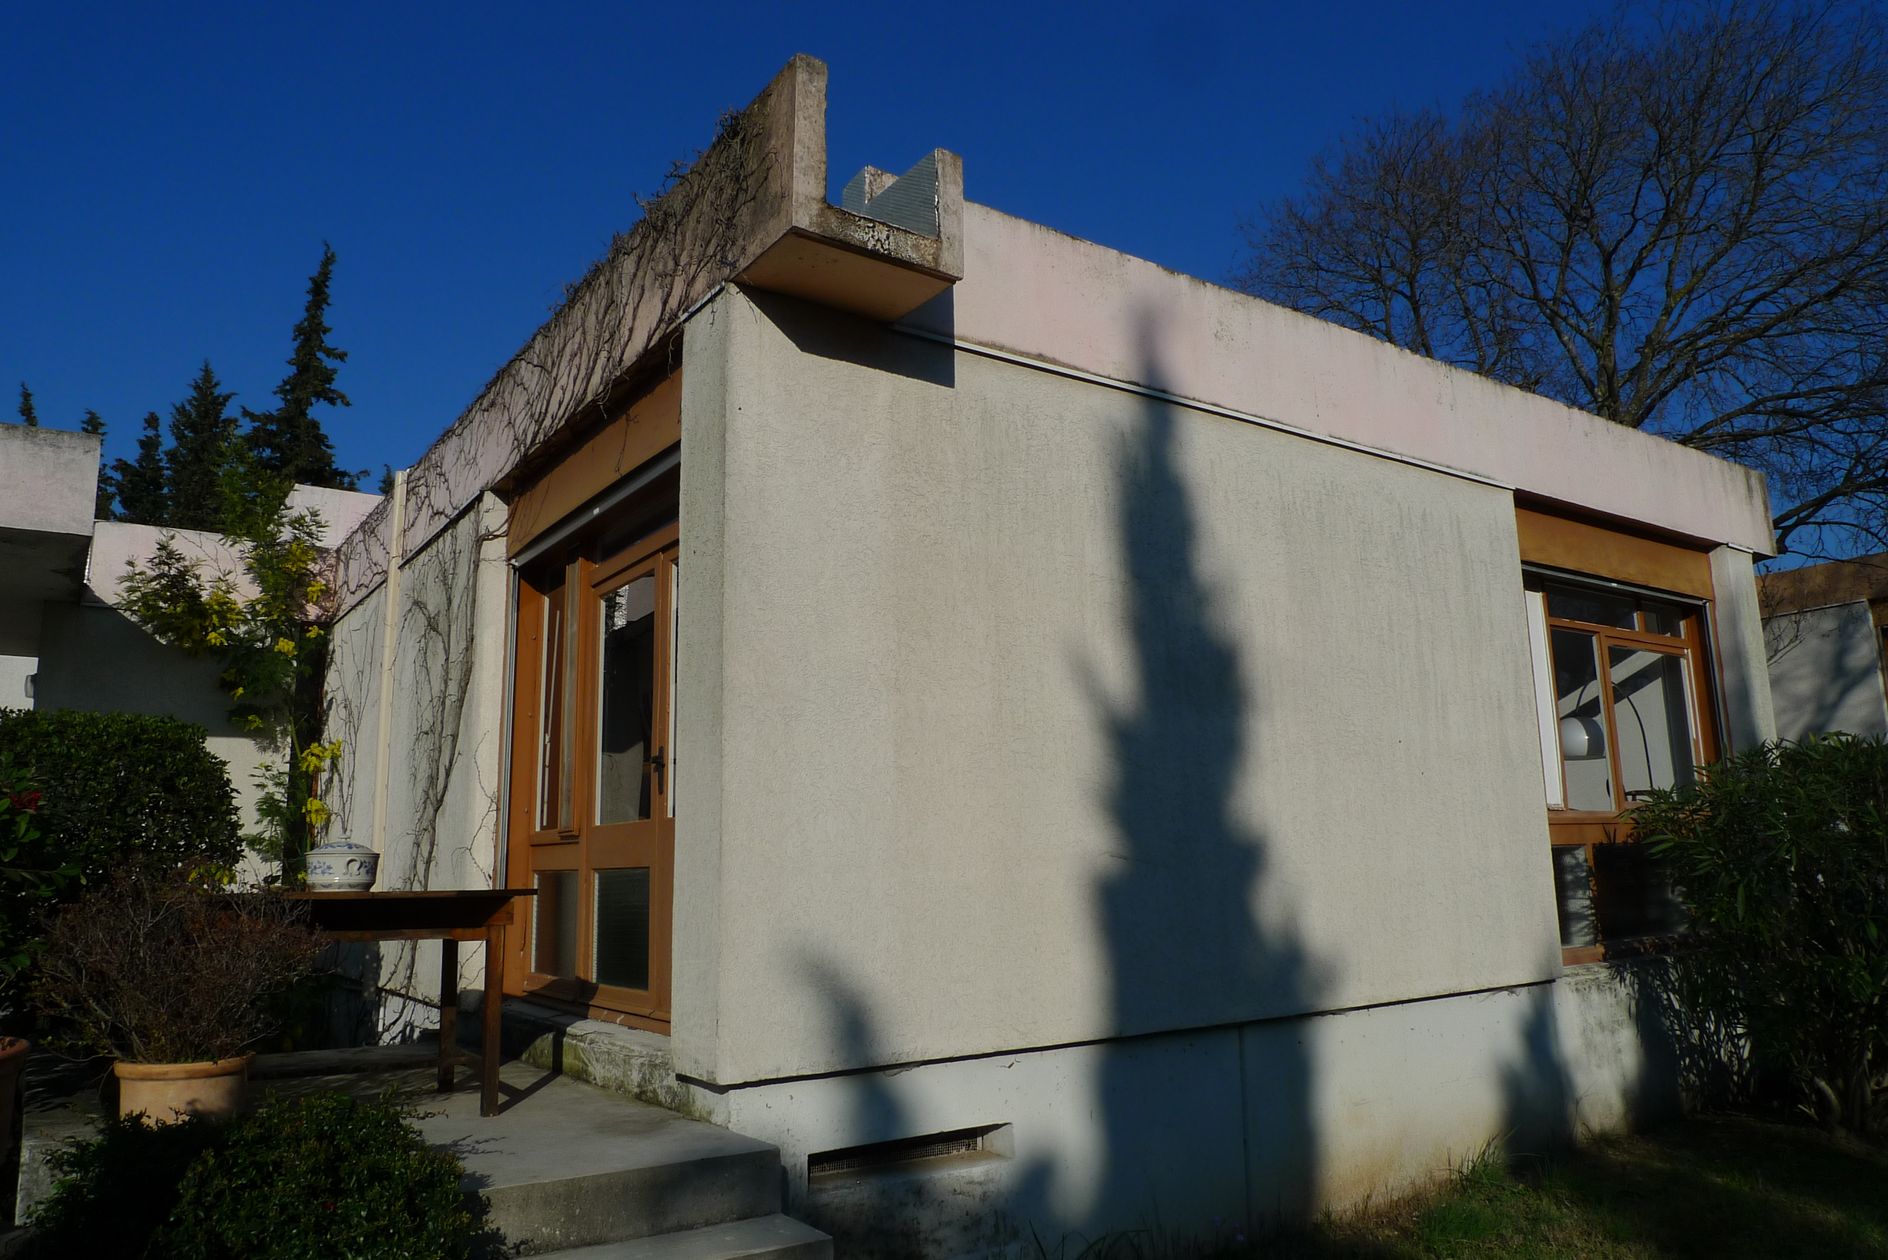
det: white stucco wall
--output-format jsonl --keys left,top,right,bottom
{"left": 1711, "top": 547, "right": 1781, "bottom": 752}
{"left": 908, "top": 206, "right": 1774, "bottom": 556}
{"left": 1764, "top": 599, "right": 1888, "bottom": 740}
{"left": 319, "top": 496, "right": 511, "bottom": 1037}
{"left": 0, "top": 425, "right": 99, "bottom": 539}
{"left": 674, "top": 285, "right": 1564, "bottom": 1086}
{"left": 0, "top": 656, "right": 33, "bottom": 709}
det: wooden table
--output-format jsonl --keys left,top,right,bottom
{"left": 286, "top": 889, "right": 535, "bottom": 1117}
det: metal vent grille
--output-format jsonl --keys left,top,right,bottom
{"left": 808, "top": 1125, "right": 999, "bottom": 1179}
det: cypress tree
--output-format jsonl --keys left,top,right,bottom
{"left": 80, "top": 410, "right": 114, "bottom": 518}
{"left": 16, "top": 383, "right": 37, "bottom": 427}
{"left": 112, "top": 413, "right": 168, "bottom": 525}
{"left": 165, "top": 362, "right": 239, "bottom": 532}
{"left": 248, "top": 244, "right": 356, "bottom": 489}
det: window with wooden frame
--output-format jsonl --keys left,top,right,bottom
{"left": 1516, "top": 508, "right": 1724, "bottom": 965}
{"left": 506, "top": 481, "right": 679, "bottom": 1029}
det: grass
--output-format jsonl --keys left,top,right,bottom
{"left": 1296, "top": 1112, "right": 1888, "bottom": 1259}
{"left": 1040, "top": 1112, "right": 1888, "bottom": 1259}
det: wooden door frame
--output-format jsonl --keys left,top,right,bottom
{"left": 504, "top": 519, "right": 678, "bottom": 1031}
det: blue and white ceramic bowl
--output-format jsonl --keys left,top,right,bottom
{"left": 304, "top": 839, "right": 380, "bottom": 891}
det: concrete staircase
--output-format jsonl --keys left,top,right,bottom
{"left": 406, "top": 1064, "right": 830, "bottom": 1259}
{"left": 14, "top": 1045, "right": 827, "bottom": 1259}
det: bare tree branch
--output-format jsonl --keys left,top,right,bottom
{"left": 1237, "top": 1, "right": 1888, "bottom": 557}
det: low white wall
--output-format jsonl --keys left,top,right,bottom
{"left": 1764, "top": 600, "right": 1888, "bottom": 740}
{"left": 700, "top": 962, "right": 1687, "bottom": 1255}
{"left": 0, "top": 656, "right": 33, "bottom": 710}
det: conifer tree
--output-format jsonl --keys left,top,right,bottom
{"left": 80, "top": 410, "right": 114, "bottom": 518}
{"left": 16, "top": 383, "right": 37, "bottom": 427}
{"left": 165, "top": 362, "right": 239, "bottom": 532}
{"left": 112, "top": 413, "right": 168, "bottom": 525}
{"left": 247, "top": 244, "right": 356, "bottom": 489}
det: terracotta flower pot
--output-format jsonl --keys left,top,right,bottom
{"left": 114, "top": 1053, "right": 253, "bottom": 1124}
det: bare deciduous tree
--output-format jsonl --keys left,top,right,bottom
{"left": 1238, "top": 2, "right": 1888, "bottom": 557}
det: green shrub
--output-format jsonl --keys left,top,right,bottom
{"left": 27, "top": 1094, "right": 492, "bottom": 1260}
{"left": 1637, "top": 734, "right": 1888, "bottom": 1134}
{"left": 0, "top": 753, "right": 76, "bottom": 996}
{"left": 26, "top": 1112, "right": 223, "bottom": 1258}
{"left": 0, "top": 709, "right": 242, "bottom": 882}
{"left": 155, "top": 1093, "right": 487, "bottom": 1260}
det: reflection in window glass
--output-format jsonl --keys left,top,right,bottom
{"left": 534, "top": 870, "right": 578, "bottom": 978}
{"left": 1609, "top": 648, "right": 1695, "bottom": 799}
{"left": 1552, "top": 847, "right": 1598, "bottom": 949}
{"left": 1546, "top": 586, "right": 1636, "bottom": 628}
{"left": 538, "top": 580, "right": 570, "bottom": 831}
{"left": 1640, "top": 601, "right": 1686, "bottom": 637}
{"left": 594, "top": 868, "right": 651, "bottom": 991}
{"left": 1551, "top": 629, "right": 1613, "bottom": 810}
{"left": 597, "top": 576, "right": 657, "bottom": 824}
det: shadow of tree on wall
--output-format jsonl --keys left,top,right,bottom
{"left": 1076, "top": 322, "right": 1328, "bottom": 1240}
{"left": 782, "top": 320, "right": 1335, "bottom": 1254}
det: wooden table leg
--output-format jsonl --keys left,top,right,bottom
{"left": 438, "top": 937, "right": 459, "bottom": 1094}
{"left": 481, "top": 924, "right": 504, "bottom": 1117}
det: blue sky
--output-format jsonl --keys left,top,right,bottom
{"left": 2, "top": 2, "right": 1617, "bottom": 481}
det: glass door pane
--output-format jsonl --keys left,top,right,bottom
{"left": 533, "top": 870, "right": 578, "bottom": 977}
{"left": 538, "top": 579, "right": 572, "bottom": 831}
{"left": 594, "top": 868, "right": 651, "bottom": 990}
{"left": 597, "top": 574, "right": 657, "bottom": 824}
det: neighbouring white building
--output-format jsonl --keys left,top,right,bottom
{"left": 316, "top": 57, "right": 1777, "bottom": 1256}
{"left": 1760, "top": 556, "right": 1888, "bottom": 742}
{"left": 0, "top": 421, "right": 378, "bottom": 840}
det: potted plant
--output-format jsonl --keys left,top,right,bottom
{"left": 31, "top": 870, "right": 322, "bottom": 1122}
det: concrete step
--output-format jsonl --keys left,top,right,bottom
{"left": 406, "top": 1065, "right": 782, "bottom": 1255}
{"left": 529, "top": 1214, "right": 832, "bottom": 1260}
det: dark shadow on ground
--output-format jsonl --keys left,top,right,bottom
{"left": 1512, "top": 1112, "right": 1888, "bottom": 1259}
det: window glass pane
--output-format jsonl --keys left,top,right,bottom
{"left": 538, "top": 580, "right": 570, "bottom": 831}
{"left": 1639, "top": 600, "right": 1686, "bottom": 637}
{"left": 597, "top": 575, "right": 657, "bottom": 824}
{"left": 594, "top": 868, "right": 651, "bottom": 991}
{"left": 1551, "top": 629, "right": 1613, "bottom": 810}
{"left": 533, "top": 870, "right": 578, "bottom": 978}
{"left": 1592, "top": 844, "right": 1687, "bottom": 941}
{"left": 1609, "top": 647, "right": 1695, "bottom": 799}
{"left": 1552, "top": 847, "right": 1599, "bottom": 949}
{"left": 1546, "top": 585, "right": 1635, "bottom": 628}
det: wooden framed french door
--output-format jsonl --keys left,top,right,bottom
{"left": 507, "top": 517, "right": 677, "bottom": 1028}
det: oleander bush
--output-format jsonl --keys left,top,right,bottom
{"left": 1637, "top": 733, "right": 1888, "bottom": 1135}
